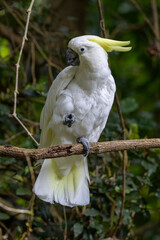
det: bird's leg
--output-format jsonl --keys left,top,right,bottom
{"left": 77, "top": 137, "right": 90, "bottom": 157}
{"left": 63, "top": 113, "right": 76, "bottom": 127}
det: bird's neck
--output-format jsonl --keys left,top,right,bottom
{"left": 75, "top": 60, "right": 112, "bottom": 92}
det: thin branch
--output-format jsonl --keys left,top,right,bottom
{"left": 0, "top": 201, "right": 31, "bottom": 215}
{"left": 129, "top": 0, "right": 155, "bottom": 34}
{"left": 22, "top": 118, "right": 40, "bottom": 127}
{"left": 113, "top": 95, "right": 127, "bottom": 236}
{"left": 151, "top": 0, "right": 160, "bottom": 56}
{"left": 9, "top": 0, "right": 39, "bottom": 146}
{"left": 13, "top": 0, "right": 35, "bottom": 116}
{"left": 128, "top": 220, "right": 160, "bottom": 237}
{"left": 96, "top": 0, "right": 127, "bottom": 235}
{"left": 48, "top": 63, "right": 55, "bottom": 83}
{"left": 0, "top": 139, "right": 160, "bottom": 161}
{"left": 13, "top": 114, "right": 39, "bottom": 146}
{"left": 97, "top": 0, "right": 107, "bottom": 38}
{"left": 2, "top": 1, "right": 24, "bottom": 29}
{"left": 31, "top": 42, "right": 37, "bottom": 85}
{"left": 0, "top": 23, "right": 26, "bottom": 48}
{"left": 0, "top": 221, "right": 14, "bottom": 240}
{"left": 25, "top": 154, "right": 35, "bottom": 186}
{"left": 115, "top": 94, "right": 126, "bottom": 140}
{"left": 26, "top": 194, "right": 35, "bottom": 238}
{"left": 5, "top": 130, "right": 25, "bottom": 143}
{"left": 63, "top": 206, "right": 67, "bottom": 240}
{"left": 32, "top": 37, "right": 63, "bottom": 71}
{"left": 129, "top": 0, "right": 160, "bottom": 48}
{"left": 2, "top": 1, "right": 63, "bottom": 71}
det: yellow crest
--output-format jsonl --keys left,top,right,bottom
{"left": 87, "top": 37, "right": 132, "bottom": 52}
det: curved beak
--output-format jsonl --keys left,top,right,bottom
{"left": 65, "top": 48, "right": 80, "bottom": 66}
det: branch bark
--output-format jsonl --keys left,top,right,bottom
{"left": 0, "top": 139, "right": 160, "bottom": 161}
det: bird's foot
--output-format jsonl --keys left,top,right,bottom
{"left": 77, "top": 137, "right": 90, "bottom": 157}
{"left": 63, "top": 113, "right": 76, "bottom": 127}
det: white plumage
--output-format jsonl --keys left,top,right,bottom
{"left": 33, "top": 35, "right": 131, "bottom": 207}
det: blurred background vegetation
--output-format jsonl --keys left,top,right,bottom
{"left": 0, "top": 0, "right": 160, "bottom": 239}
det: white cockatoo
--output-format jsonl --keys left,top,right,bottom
{"left": 33, "top": 35, "right": 131, "bottom": 207}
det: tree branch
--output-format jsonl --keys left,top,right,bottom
{"left": 0, "top": 139, "right": 160, "bottom": 161}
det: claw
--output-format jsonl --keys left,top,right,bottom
{"left": 77, "top": 137, "right": 90, "bottom": 157}
{"left": 63, "top": 113, "right": 76, "bottom": 127}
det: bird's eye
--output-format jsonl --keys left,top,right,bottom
{"left": 80, "top": 47, "right": 85, "bottom": 52}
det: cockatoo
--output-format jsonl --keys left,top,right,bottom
{"left": 33, "top": 35, "right": 131, "bottom": 207}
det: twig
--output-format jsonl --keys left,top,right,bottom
{"left": 32, "top": 37, "right": 62, "bottom": 71}
{"left": 129, "top": 0, "right": 160, "bottom": 47}
{"left": 2, "top": 1, "right": 62, "bottom": 71}
{"left": 13, "top": 114, "right": 39, "bottom": 146}
{"left": 129, "top": 0, "right": 155, "bottom": 34}
{"left": 48, "top": 63, "right": 54, "bottom": 83}
{"left": 115, "top": 94, "right": 126, "bottom": 140}
{"left": 26, "top": 194, "right": 35, "bottom": 238}
{"left": 10, "top": 0, "right": 39, "bottom": 146}
{"left": 113, "top": 95, "right": 127, "bottom": 236}
{"left": 5, "top": 130, "right": 25, "bottom": 143}
{"left": 151, "top": 0, "right": 160, "bottom": 57}
{"left": 31, "top": 42, "right": 37, "bottom": 85}
{"left": 0, "top": 23, "right": 26, "bottom": 48}
{"left": 13, "top": 0, "right": 35, "bottom": 116}
{"left": 96, "top": 0, "right": 127, "bottom": 235}
{"left": 129, "top": 220, "right": 160, "bottom": 237}
{"left": 25, "top": 154, "right": 35, "bottom": 187}
{"left": 0, "top": 201, "right": 31, "bottom": 215}
{"left": 0, "top": 139, "right": 160, "bottom": 161}
{"left": 22, "top": 117, "right": 40, "bottom": 127}
{"left": 63, "top": 206, "right": 67, "bottom": 240}
{"left": 24, "top": 155, "right": 36, "bottom": 238}
{"left": 20, "top": 232, "right": 27, "bottom": 240}
{"left": 97, "top": 0, "right": 107, "bottom": 38}
{"left": 2, "top": 1, "right": 24, "bottom": 29}
{"left": 19, "top": 195, "right": 35, "bottom": 240}
{"left": 0, "top": 221, "right": 14, "bottom": 240}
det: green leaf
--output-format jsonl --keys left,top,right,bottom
{"left": 120, "top": 97, "right": 138, "bottom": 114}
{"left": 129, "top": 123, "right": 139, "bottom": 139}
{"left": 0, "top": 212, "right": 10, "bottom": 220}
{"left": 0, "top": 104, "right": 10, "bottom": 115}
{"left": 16, "top": 187, "right": 31, "bottom": 196}
{"left": 73, "top": 223, "right": 83, "bottom": 238}
{"left": 115, "top": 186, "right": 120, "bottom": 192}
{"left": 141, "top": 159, "right": 158, "bottom": 176}
{"left": 84, "top": 208, "right": 100, "bottom": 217}
{"left": 140, "top": 185, "right": 149, "bottom": 198}
{"left": 0, "top": 38, "right": 10, "bottom": 60}
{"left": 16, "top": 198, "right": 28, "bottom": 207}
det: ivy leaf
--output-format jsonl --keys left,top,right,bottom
{"left": 0, "top": 38, "right": 10, "bottom": 60}
{"left": 141, "top": 159, "right": 158, "bottom": 176}
{"left": 120, "top": 97, "right": 138, "bottom": 114}
{"left": 0, "top": 212, "right": 10, "bottom": 220}
{"left": 84, "top": 208, "right": 100, "bottom": 217}
{"left": 73, "top": 223, "right": 83, "bottom": 238}
{"left": 16, "top": 187, "right": 31, "bottom": 196}
{"left": 0, "top": 104, "right": 10, "bottom": 115}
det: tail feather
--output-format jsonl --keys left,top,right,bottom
{"left": 33, "top": 155, "right": 90, "bottom": 207}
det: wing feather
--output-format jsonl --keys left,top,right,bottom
{"left": 39, "top": 66, "right": 77, "bottom": 148}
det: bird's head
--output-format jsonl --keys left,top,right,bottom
{"left": 66, "top": 35, "right": 132, "bottom": 66}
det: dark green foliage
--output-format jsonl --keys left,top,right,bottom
{"left": 0, "top": 0, "right": 160, "bottom": 239}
